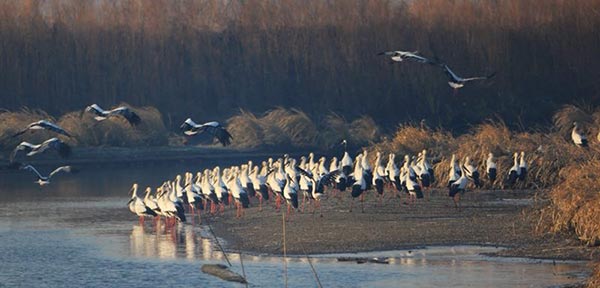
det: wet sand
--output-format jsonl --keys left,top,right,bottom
{"left": 210, "top": 189, "right": 598, "bottom": 261}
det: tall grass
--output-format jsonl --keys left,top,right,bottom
{"left": 226, "top": 108, "right": 380, "bottom": 149}
{"left": 542, "top": 160, "right": 600, "bottom": 246}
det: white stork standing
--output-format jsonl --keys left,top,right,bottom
{"left": 462, "top": 156, "right": 482, "bottom": 188}
{"left": 283, "top": 175, "right": 299, "bottom": 220}
{"left": 518, "top": 151, "right": 528, "bottom": 182}
{"left": 127, "top": 184, "right": 158, "bottom": 223}
{"left": 571, "top": 122, "right": 588, "bottom": 147}
{"left": 416, "top": 153, "right": 431, "bottom": 200}
{"left": 361, "top": 150, "right": 373, "bottom": 190}
{"left": 340, "top": 142, "right": 353, "bottom": 176}
{"left": 372, "top": 152, "right": 385, "bottom": 199}
{"left": 349, "top": 154, "right": 367, "bottom": 213}
{"left": 249, "top": 165, "right": 269, "bottom": 211}
{"left": 228, "top": 169, "right": 249, "bottom": 218}
{"left": 504, "top": 153, "right": 520, "bottom": 189}
{"left": 486, "top": 153, "right": 497, "bottom": 186}
{"left": 448, "top": 164, "right": 468, "bottom": 210}
{"left": 385, "top": 153, "right": 401, "bottom": 196}
{"left": 212, "top": 166, "right": 229, "bottom": 212}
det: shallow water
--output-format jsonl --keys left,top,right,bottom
{"left": 0, "top": 161, "right": 589, "bottom": 287}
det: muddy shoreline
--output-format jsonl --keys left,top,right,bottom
{"left": 208, "top": 189, "right": 598, "bottom": 261}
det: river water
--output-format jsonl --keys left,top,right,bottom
{"left": 0, "top": 160, "right": 588, "bottom": 287}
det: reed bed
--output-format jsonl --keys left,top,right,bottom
{"left": 541, "top": 160, "right": 600, "bottom": 246}
{"left": 226, "top": 108, "right": 380, "bottom": 149}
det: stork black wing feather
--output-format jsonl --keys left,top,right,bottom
{"left": 295, "top": 167, "right": 314, "bottom": 179}
{"left": 319, "top": 170, "right": 342, "bottom": 186}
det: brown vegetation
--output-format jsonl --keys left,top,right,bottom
{"left": 541, "top": 160, "right": 600, "bottom": 246}
{"left": 225, "top": 107, "right": 380, "bottom": 149}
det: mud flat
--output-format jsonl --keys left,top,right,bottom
{"left": 210, "top": 189, "right": 598, "bottom": 261}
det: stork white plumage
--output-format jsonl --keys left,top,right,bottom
{"left": 10, "top": 137, "right": 71, "bottom": 165}
{"left": 361, "top": 150, "right": 373, "bottom": 190}
{"left": 201, "top": 170, "right": 219, "bottom": 214}
{"left": 212, "top": 166, "right": 230, "bottom": 211}
{"left": 184, "top": 172, "right": 203, "bottom": 214}
{"left": 486, "top": 153, "right": 497, "bottom": 185}
{"left": 228, "top": 169, "right": 249, "bottom": 218}
{"left": 349, "top": 154, "right": 367, "bottom": 213}
{"left": 518, "top": 151, "right": 528, "bottom": 182}
{"left": 180, "top": 118, "right": 233, "bottom": 146}
{"left": 372, "top": 152, "right": 385, "bottom": 197}
{"left": 12, "top": 120, "right": 72, "bottom": 138}
{"left": 85, "top": 104, "right": 141, "bottom": 125}
{"left": 143, "top": 187, "right": 161, "bottom": 218}
{"left": 439, "top": 64, "right": 495, "bottom": 91}
{"left": 166, "top": 181, "right": 186, "bottom": 223}
{"left": 416, "top": 152, "right": 431, "bottom": 200}
{"left": 571, "top": 122, "right": 588, "bottom": 147}
{"left": 283, "top": 175, "right": 299, "bottom": 220}
{"left": 448, "top": 164, "right": 468, "bottom": 210}
{"left": 462, "top": 157, "right": 482, "bottom": 188}
{"left": 317, "top": 157, "right": 329, "bottom": 177}
{"left": 250, "top": 165, "right": 269, "bottom": 210}
{"left": 21, "top": 164, "right": 72, "bottom": 186}
{"left": 377, "top": 50, "right": 435, "bottom": 64}
{"left": 401, "top": 156, "right": 423, "bottom": 203}
{"left": 421, "top": 149, "right": 435, "bottom": 183}
{"left": 448, "top": 154, "right": 461, "bottom": 187}
{"left": 385, "top": 153, "right": 401, "bottom": 195}
{"left": 127, "top": 184, "right": 158, "bottom": 223}
{"left": 340, "top": 143, "right": 353, "bottom": 176}
{"left": 504, "top": 152, "right": 520, "bottom": 188}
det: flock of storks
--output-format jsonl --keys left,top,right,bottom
{"left": 8, "top": 104, "right": 232, "bottom": 185}
{"left": 127, "top": 142, "right": 536, "bottom": 227}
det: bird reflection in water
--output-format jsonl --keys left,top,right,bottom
{"left": 129, "top": 222, "right": 218, "bottom": 260}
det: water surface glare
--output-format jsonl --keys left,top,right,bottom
{"left": 0, "top": 162, "right": 588, "bottom": 287}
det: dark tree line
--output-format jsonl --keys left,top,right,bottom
{"left": 1, "top": 0, "right": 599, "bottom": 132}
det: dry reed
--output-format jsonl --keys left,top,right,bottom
{"left": 226, "top": 108, "right": 380, "bottom": 149}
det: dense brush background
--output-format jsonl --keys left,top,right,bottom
{"left": 1, "top": 0, "right": 599, "bottom": 131}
